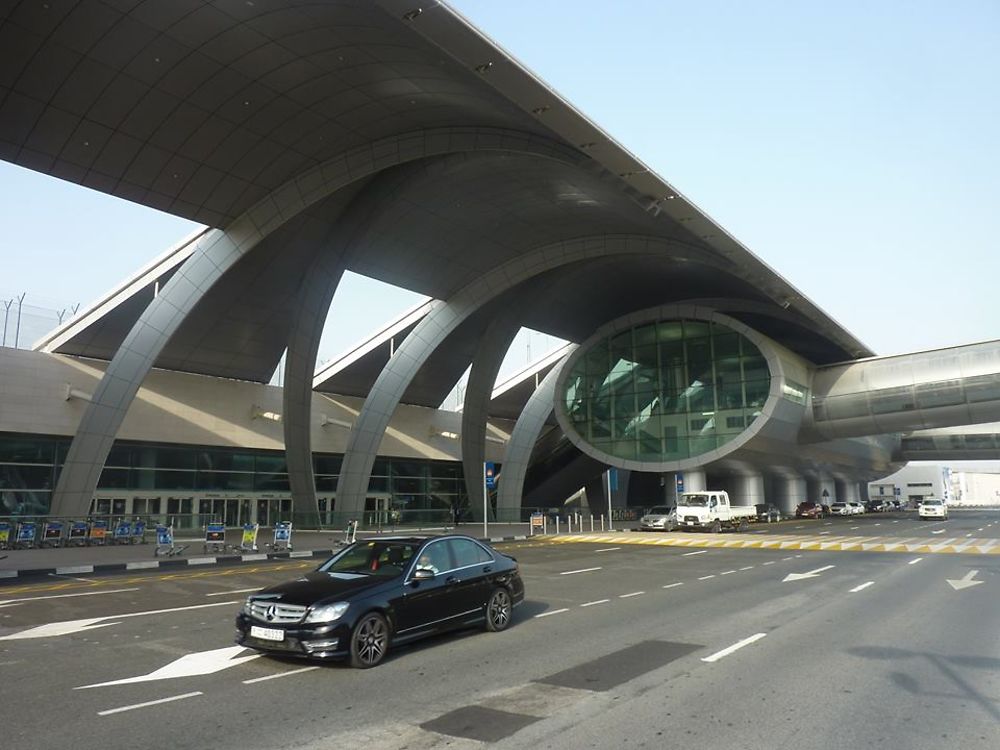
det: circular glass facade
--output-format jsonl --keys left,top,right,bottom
{"left": 561, "top": 319, "right": 771, "bottom": 462}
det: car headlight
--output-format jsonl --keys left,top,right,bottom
{"left": 242, "top": 597, "right": 253, "bottom": 615}
{"left": 304, "top": 602, "right": 350, "bottom": 623}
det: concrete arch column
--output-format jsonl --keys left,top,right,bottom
{"left": 679, "top": 468, "right": 707, "bottom": 492}
{"left": 461, "top": 313, "right": 523, "bottom": 522}
{"left": 773, "top": 473, "right": 807, "bottom": 513}
{"left": 495, "top": 350, "right": 576, "bottom": 515}
{"left": 49, "top": 127, "right": 580, "bottom": 517}
{"left": 733, "top": 471, "right": 766, "bottom": 507}
{"left": 333, "top": 233, "right": 717, "bottom": 515}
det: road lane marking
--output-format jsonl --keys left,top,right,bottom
{"left": 908, "top": 558, "right": 923, "bottom": 565}
{"left": 0, "top": 601, "right": 241, "bottom": 641}
{"left": 697, "top": 575, "right": 715, "bottom": 580}
{"left": 762, "top": 561, "right": 775, "bottom": 566}
{"left": 0, "top": 588, "right": 139, "bottom": 608}
{"left": 947, "top": 571, "right": 984, "bottom": 591}
{"left": 783, "top": 564, "right": 835, "bottom": 582}
{"left": 205, "top": 588, "right": 260, "bottom": 597}
{"left": 701, "top": 633, "right": 767, "bottom": 663}
{"left": 720, "top": 570, "right": 736, "bottom": 576}
{"left": 242, "top": 666, "right": 319, "bottom": 684}
{"left": 78, "top": 645, "right": 261, "bottom": 689}
{"left": 535, "top": 608, "right": 570, "bottom": 618}
{"left": 594, "top": 547, "right": 621, "bottom": 553}
{"left": 850, "top": 526, "right": 860, "bottom": 530}
{"left": 932, "top": 530, "right": 945, "bottom": 534}
{"left": 662, "top": 582, "right": 684, "bottom": 589}
{"left": 560, "top": 567, "right": 602, "bottom": 576}
{"left": 739, "top": 566, "right": 754, "bottom": 571}
{"left": 681, "top": 550, "right": 707, "bottom": 556}
{"left": 98, "top": 692, "right": 203, "bottom": 716}
{"left": 581, "top": 599, "right": 610, "bottom": 607}
{"left": 849, "top": 581, "right": 875, "bottom": 593}
{"left": 619, "top": 591, "right": 644, "bottom": 598}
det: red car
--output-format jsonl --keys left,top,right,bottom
{"left": 795, "top": 501, "right": 825, "bottom": 519}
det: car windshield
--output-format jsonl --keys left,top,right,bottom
{"left": 922, "top": 500, "right": 941, "bottom": 506}
{"left": 681, "top": 494, "right": 710, "bottom": 507}
{"left": 317, "top": 541, "right": 419, "bottom": 577}
{"left": 647, "top": 506, "right": 674, "bottom": 515}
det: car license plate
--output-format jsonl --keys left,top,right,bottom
{"left": 250, "top": 625, "right": 284, "bottom": 642}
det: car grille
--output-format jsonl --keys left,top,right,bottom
{"left": 684, "top": 515, "right": 700, "bottom": 524}
{"left": 249, "top": 601, "right": 307, "bottom": 624}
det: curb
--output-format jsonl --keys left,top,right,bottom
{"left": 0, "top": 535, "right": 532, "bottom": 582}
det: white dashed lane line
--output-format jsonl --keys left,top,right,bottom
{"left": 698, "top": 575, "right": 716, "bottom": 580}
{"left": 849, "top": 581, "right": 875, "bottom": 593}
{"left": 560, "top": 567, "right": 602, "bottom": 576}
{"left": 739, "top": 566, "right": 754, "bottom": 571}
{"left": 205, "top": 588, "right": 260, "bottom": 597}
{"left": 580, "top": 599, "right": 610, "bottom": 608}
{"left": 535, "top": 608, "right": 570, "bottom": 618}
{"left": 98, "top": 692, "right": 203, "bottom": 717}
{"left": 619, "top": 591, "right": 644, "bottom": 599}
{"left": 701, "top": 633, "right": 767, "bottom": 663}
{"left": 681, "top": 550, "right": 707, "bottom": 557}
{"left": 594, "top": 547, "right": 621, "bottom": 553}
{"left": 662, "top": 582, "right": 684, "bottom": 589}
{"left": 908, "top": 558, "right": 923, "bottom": 565}
{"left": 243, "top": 666, "right": 319, "bottom": 685}
{"left": 720, "top": 570, "right": 736, "bottom": 576}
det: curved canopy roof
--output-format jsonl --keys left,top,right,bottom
{"left": 6, "top": 0, "right": 873, "bottom": 381}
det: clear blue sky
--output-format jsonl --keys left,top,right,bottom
{"left": 1, "top": 0, "right": 997, "bottom": 365}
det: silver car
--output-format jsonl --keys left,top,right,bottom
{"left": 640, "top": 506, "right": 677, "bottom": 532}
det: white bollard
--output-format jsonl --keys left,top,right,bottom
{"left": 590, "top": 515, "right": 594, "bottom": 532}
{"left": 543, "top": 516, "right": 548, "bottom": 535}
{"left": 600, "top": 514, "right": 605, "bottom": 531}
{"left": 568, "top": 515, "right": 573, "bottom": 534}
{"left": 556, "top": 517, "right": 560, "bottom": 535}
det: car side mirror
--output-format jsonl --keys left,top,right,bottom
{"left": 412, "top": 568, "right": 435, "bottom": 581}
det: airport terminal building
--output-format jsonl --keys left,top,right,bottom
{"left": 1, "top": 1, "right": 999, "bottom": 528}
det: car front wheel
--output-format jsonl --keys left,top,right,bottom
{"left": 349, "top": 612, "right": 389, "bottom": 668}
{"left": 485, "top": 588, "right": 512, "bottom": 632}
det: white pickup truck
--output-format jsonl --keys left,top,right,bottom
{"left": 676, "top": 491, "right": 755, "bottom": 532}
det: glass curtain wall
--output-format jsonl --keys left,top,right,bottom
{"left": 563, "top": 319, "right": 770, "bottom": 462}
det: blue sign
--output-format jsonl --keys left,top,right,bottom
{"left": 675, "top": 473, "right": 684, "bottom": 494}
{"left": 484, "top": 462, "right": 497, "bottom": 490}
{"left": 609, "top": 468, "right": 619, "bottom": 491}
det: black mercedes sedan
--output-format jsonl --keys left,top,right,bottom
{"left": 235, "top": 534, "right": 524, "bottom": 668}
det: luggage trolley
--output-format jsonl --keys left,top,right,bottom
{"left": 203, "top": 521, "right": 227, "bottom": 554}
{"left": 154, "top": 524, "right": 187, "bottom": 556}
{"left": 130, "top": 520, "right": 147, "bottom": 544}
{"left": 240, "top": 523, "right": 260, "bottom": 553}
{"left": 14, "top": 521, "right": 38, "bottom": 549}
{"left": 67, "top": 521, "right": 89, "bottom": 546}
{"left": 0, "top": 521, "right": 11, "bottom": 550}
{"left": 88, "top": 519, "right": 109, "bottom": 545}
{"left": 112, "top": 519, "right": 133, "bottom": 544}
{"left": 269, "top": 521, "right": 293, "bottom": 552}
{"left": 41, "top": 520, "right": 65, "bottom": 547}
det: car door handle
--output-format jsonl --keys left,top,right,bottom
{"left": 483, "top": 566, "right": 492, "bottom": 573}
{"left": 446, "top": 576, "right": 460, "bottom": 584}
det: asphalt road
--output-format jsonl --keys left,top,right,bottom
{"left": 1, "top": 515, "right": 998, "bottom": 749}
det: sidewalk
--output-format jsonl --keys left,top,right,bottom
{"left": 0, "top": 523, "right": 535, "bottom": 581}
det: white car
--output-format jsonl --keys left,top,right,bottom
{"left": 829, "top": 502, "right": 851, "bottom": 516}
{"left": 918, "top": 498, "right": 949, "bottom": 520}
{"left": 848, "top": 501, "right": 865, "bottom": 515}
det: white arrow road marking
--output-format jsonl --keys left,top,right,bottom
{"left": 947, "top": 570, "right": 985, "bottom": 591}
{"left": 77, "top": 645, "right": 260, "bottom": 689}
{"left": 0, "top": 600, "right": 240, "bottom": 640}
{"left": 782, "top": 564, "right": 835, "bottom": 582}
{"left": 0, "top": 588, "right": 139, "bottom": 608}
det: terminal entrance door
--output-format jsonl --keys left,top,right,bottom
{"left": 256, "top": 498, "right": 291, "bottom": 527}
{"left": 364, "top": 495, "right": 391, "bottom": 529}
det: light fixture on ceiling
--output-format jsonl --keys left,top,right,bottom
{"left": 251, "top": 405, "right": 282, "bottom": 422}
{"left": 475, "top": 62, "right": 493, "bottom": 74}
{"left": 320, "top": 414, "right": 353, "bottom": 429}
{"left": 402, "top": 8, "right": 423, "bottom": 21}
{"left": 664, "top": 194, "right": 676, "bottom": 200}
{"left": 531, "top": 105, "right": 550, "bottom": 115}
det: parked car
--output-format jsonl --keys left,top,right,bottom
{"left": 235, "top": 535, "right": 524, "bottom": 668}
{"left": 755, "top": 503, "right": 782, "bottom": 523}
{"left": 918, "top": 498, "right": 949, "bottom": 520}
{"left": 829, "top": 502, "right": 851, "bottom": 516}
{"left": 640, "top": 505, "right": 677, "bottom": 531}
{"left": 848, "top": 501, "right": 865, "bottom": 515}
{"left": 865, "top": 500, "right": 885, "bottom": 513}
{"left": 795, "top": 501, "right": 825, "bottom": 519}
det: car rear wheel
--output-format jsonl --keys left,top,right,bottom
{"left": 349, "top": 612, "right": 389, "bottom": 669}
{"left": 485, "top": 588, "right": 512, "bottom": 632}
{"left": 738, "top": 519, "right": 749, "bottom": 532}
{"left": 711, "top": 520, "right": 722, "bottom": 534}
